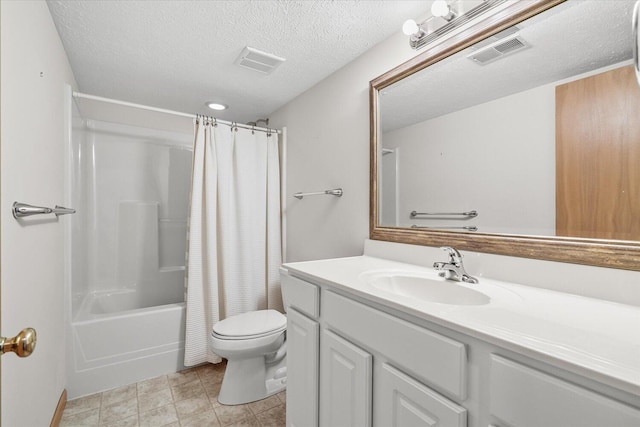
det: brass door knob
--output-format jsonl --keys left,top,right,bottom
{"left": 1, "top": 328, "right": 37, "bottom": 357}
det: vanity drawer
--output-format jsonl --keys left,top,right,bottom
{"left": 490, "top": 355, "right": 640, "bottom": 427}
{"left": 324, "top": 291, "right": 467, "bottom": 400}
{"left": 281, "top": 272, "right": 320, "bottom": 318}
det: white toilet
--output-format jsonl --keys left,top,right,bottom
{"left": 210, "top": 309, "right": 287, "bottom": 405}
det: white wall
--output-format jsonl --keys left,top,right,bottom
{"left": 270, "top": 31, "right": 422, "bottom": 262}
{"left": 1, "top": 1, "right": 78, "bottom": 424}
{"left": 382, "top": 84, "right": 556, "bottom": 235}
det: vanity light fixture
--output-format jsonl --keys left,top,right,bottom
{"left": 403, "top": 0, "right": 507, "bottom": 50}
{"left": 402, "top": 19, "right": 424, "bottom": 37}
{"left": 431, "top": 0, "right": 456, "bottom": 21}
{"left": 206, "top": 102, "right": 228, "bottom": 111}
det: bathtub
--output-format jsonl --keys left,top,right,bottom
{"left": 65, "top": 101, "right": 194, "bottom": 399}
{"left": 66, "top": 292, "right": 186, "bottom": 399}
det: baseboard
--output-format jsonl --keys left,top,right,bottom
{"left": 50, "top": 389, "right": 67, "bottom": 427}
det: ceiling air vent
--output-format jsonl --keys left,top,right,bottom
{"left": 235, "top": 47, "right": 286, "bottom": 75}
{"left": 467, "top": 35, "right": 528, "bottom": 65}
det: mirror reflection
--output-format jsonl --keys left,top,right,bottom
{"left": 378, "top": 0, "right": 640, "bottom": 242}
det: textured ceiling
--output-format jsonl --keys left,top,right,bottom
{"left": 381, "top": 0, "right": 636, "bottom": 133}
{"left": 46, "top": 0, "right": 428, "bottom": 123}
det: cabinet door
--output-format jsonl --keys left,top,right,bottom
{"left": 490, "top": 355, "right": 640, "bottom": 427}
{"left": 286, "top": 309, "right": 319, "bottom": 427}
{"left": 375, "top": 363, "right": 467, "bottom": 427}
{"left": 320, "top": 329, "right": 372, "bottom": 427}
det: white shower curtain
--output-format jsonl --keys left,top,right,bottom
{"left": 184, "top": 119, "right": 282, "bottom": 366}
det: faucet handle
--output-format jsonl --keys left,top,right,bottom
{"left": 440, "top": 246, "right": 462, "bottom": 262}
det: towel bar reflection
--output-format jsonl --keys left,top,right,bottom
{"left": 410, "top": 210, "right": 478, "bottom": 218}
{"left": 12, "top": 202, "right": 76, "bottom": 219}
{"left": 411, "top": 225, "right": 478, "bottom": 231}
{"left": 293, "top": 188, "right": 343, "bottom": 200}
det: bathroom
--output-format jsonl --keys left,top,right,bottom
{"left": 2, "top": 0, "right": 640, "bottom": 426}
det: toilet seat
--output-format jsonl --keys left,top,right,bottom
{"left": 212, "top": 309, "right": 286, "bottom": 340}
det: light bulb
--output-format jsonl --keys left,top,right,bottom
{"left": 431, "top": 0, "right": 450, "bottom": 17}
{"left": 402, "top": 19, "right": 420, "bottom": 36}
{"left": 206, "top": 102, "right": 228, "bottom": 111}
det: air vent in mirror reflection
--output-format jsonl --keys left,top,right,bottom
{"left": 467, "top": 35, "right": 528, "bottom": 65}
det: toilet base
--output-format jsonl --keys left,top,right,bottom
{"left": 217, "top": 354, "right": 287, "bottom": 405}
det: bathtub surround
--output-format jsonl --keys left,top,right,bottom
{"left": 66, "top": 99, "right": 193, "bottom": 398}
{"left": 184, "top": 119, "right": 283, "bottom": 366}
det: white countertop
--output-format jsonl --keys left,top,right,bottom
{"left": 283, "top": 255, "right": 640, "bottom": 396}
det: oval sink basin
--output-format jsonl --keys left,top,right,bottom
{"left": 364, "top": 273, "right": 490, "bottom": 306}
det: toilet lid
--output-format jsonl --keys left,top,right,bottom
{"left": 212, "top": 309, "right": 286, "bottom": 338}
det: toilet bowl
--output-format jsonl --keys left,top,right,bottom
{"left": 210, "top": 309, "right": 287, "bottom": 405}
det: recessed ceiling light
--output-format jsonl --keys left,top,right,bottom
{"left": 206, "top": 102, "right": 228, "bottom": 111}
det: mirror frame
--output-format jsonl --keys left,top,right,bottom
{"left": 370, "top": 0, "right": 640, "bottom": 271}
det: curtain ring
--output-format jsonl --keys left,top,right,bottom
{"left": 267, "top": 128, "right": 272, "bottom": 137}
{"left": 251, "top": 125, "right": 255, "bottom": 135}
{"left": 213, "top": 117, "right": 218, "bottom": 127}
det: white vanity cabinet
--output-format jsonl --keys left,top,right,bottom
{"left": 282, "top": 270, "right": 468, "bottom": 427}
{"left": 281, "top": 265, "right": 640, "bottom": 427}
{"left": 284, "top": 274, "right": 320, "bottom": 427}
{"left": 321, "top": 290, "right": 468, "bottom": 427}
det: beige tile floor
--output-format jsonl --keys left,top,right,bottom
{"left": 60, "top": 362, "right": 286, "bottom": 427}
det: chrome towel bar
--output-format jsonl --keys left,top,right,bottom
{"left": 411, "top": 225, "right": 478, "bottom": 231}
{"left": 410, "top": 210, "right": 478, "bottom": 218}
{"left": 293, "top": 188, "right": 343, "bottom": 200}
{"left": 12, "top": 202, "right": 76, "bottom": 219}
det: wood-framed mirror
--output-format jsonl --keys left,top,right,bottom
{"left": 370, "top": 0, "right": 640, "bottom": 271}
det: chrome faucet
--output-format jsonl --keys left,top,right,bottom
{"left": 433, "top": 247, "right": 479, "bottom": 284}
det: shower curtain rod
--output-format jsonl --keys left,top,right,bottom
{"left": 72, "top": 91, "right": 282, "bottom": 135}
